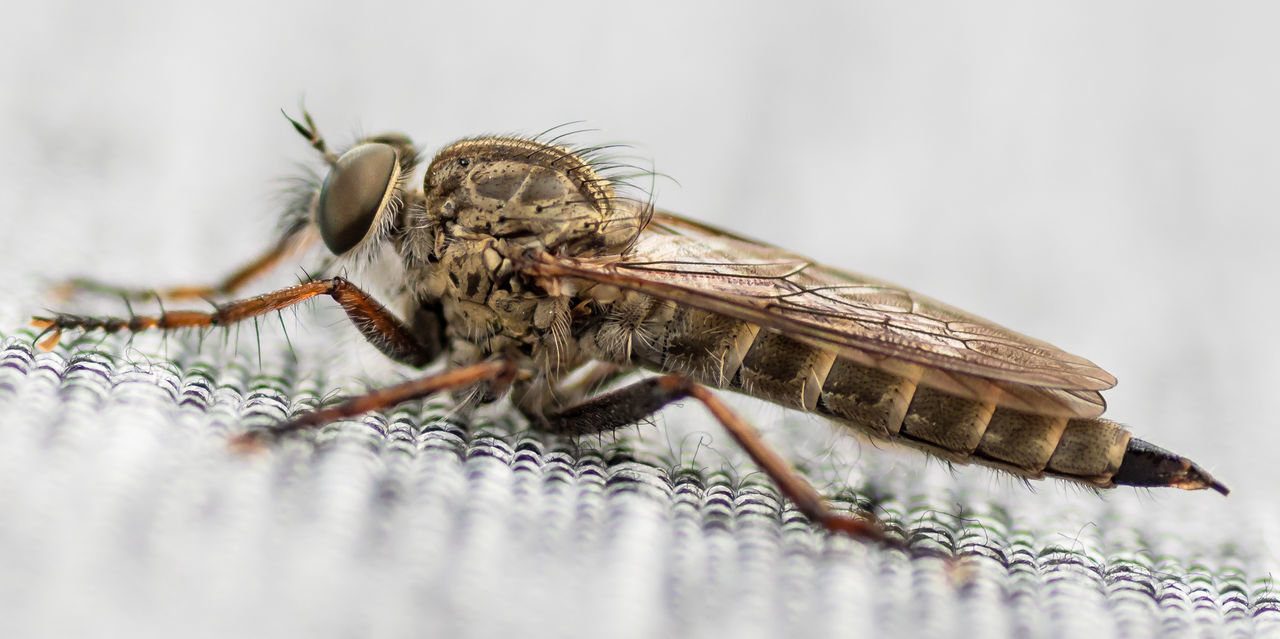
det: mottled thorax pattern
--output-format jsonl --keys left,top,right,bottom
{"left": 396, "top": 136, "right": 644, "bottom": 382}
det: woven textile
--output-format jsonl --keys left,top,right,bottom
{"left": 0, "top": 326, "right": 1274, "bottom": 638}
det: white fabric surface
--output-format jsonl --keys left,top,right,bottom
{"left": 1, "top": 2, "right": 1278, "bottom": 638}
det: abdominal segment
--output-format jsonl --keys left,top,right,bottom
{"left": 580, "top": 299, "right": 1132, "bottom": 488}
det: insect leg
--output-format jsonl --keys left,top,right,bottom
{"left": 52, "top": 226, "right": 318, "bottom": 302}
{"left": 535, "top": 374, "right": 893, "bottom": 544}
{"left": 555, "top": 362, "right": 627, "bottom": 401}
{"left": 231, "top": 360, "right": 517, "bottom": 449}
{"left": 514, "top": 361, "right": 629, "bottom": 414}
{"left": 32, "top": 277, "right": 437, "bottom": 367}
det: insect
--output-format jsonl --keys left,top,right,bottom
{"left": 32, "top": 110, "right": 1228, "bottom": 545}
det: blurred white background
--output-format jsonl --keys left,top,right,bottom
{"left": 0, "top": 1, "right": 1277, "bottom": 636}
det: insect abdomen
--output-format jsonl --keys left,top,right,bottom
{"left": 584, "top": 298, "right": 1145, "bottom": 489}
{"left": 726, "top": 329, "right": 1131, "bottom": 486}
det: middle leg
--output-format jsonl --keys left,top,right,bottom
{"left": 534, "top": 374, "right": 893, "bottom": 544}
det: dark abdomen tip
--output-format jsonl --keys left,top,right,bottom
{"left": 1113, "top": 437, "right": 1229, "bottom": 496}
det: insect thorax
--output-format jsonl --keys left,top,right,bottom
{"left": 393, "top": 136, "right": 645, "bottom": 378}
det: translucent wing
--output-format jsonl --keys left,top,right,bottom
{"left": 533, "top": 210, "right": 1116, "bottom": 418}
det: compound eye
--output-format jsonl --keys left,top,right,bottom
{"left": 316, "top": 143, "right": 400, "bottom": 254}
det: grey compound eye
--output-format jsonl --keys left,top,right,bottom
{"left": 316, "top": 143, "right": 400, "bottom": 254}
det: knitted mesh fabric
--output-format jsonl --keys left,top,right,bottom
{"left": 0, "top": 321, "right": 1273, "bottom": 638}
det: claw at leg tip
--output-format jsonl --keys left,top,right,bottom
{"left": 35, "top": 329, "right": 61, "bottom": 352}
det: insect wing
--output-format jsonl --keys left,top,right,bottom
{"left": 534, "top": 210, "right": 1114, "bottom": 418}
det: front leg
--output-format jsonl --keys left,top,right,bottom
{"left": 534, "top": 374, "right": 893, "bottom": 545}
{"left": 32, "top": 277, "right": 440, "bottom": 367}
{"left": 53, "top": 225, "right": 319, "bottom": 302}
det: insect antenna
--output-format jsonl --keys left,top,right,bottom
{"left": 282, "top": 107, "right": 339, "bottom": 167}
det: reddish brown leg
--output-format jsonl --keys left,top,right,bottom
{"left": 534, "top": 373, "right": 894, "bottom": 545}
{"left": 682, "top": 382, "right": 892, "bottom": 543}
{"left": 230, "top": 360, "right": 517, "bottom": 450}
{"left": 32, "top": 277, "right": 438, "bottom": 367}
{"left": 52, "top": 228, "right": 317, "bottom": 302}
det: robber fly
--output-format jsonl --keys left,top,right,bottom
{"left": 32, "top": 110, "right": 1228, "bottom": 544}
